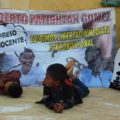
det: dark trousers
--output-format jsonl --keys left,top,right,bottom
{"left": 73, "top": 78, "right": 89, "bottom": 98}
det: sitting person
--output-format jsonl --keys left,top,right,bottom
{"left": 0, "top": 70, "right": 23, "bottom": 98}
{"left": 36, "top": 63, "right": 83, "bottom": 113}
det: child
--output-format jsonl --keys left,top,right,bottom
{"left": 36, "top": 63, "right": 83, "bottom": 113}
{"left": 0, "top": 70, "right": 23, "bottom": 98}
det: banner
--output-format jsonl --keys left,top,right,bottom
{"left": 0, "top": 8, "right": 116, "bottom": 87}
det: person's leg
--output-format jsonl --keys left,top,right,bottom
{"left": 73, "top": 78, "right": 89, "bottom": 98}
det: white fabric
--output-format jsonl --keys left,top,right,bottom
{"left": 12, "top": 65, "right": 45, "bottom": 87}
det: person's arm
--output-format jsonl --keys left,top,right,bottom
{"left": 43, "top": 86, "right": 74, "bottom": 111}
{"left": 62, "top": 85, "right": 76, "bottom": 109}
{"left": 41, "top": 85, "right": 55, "bottom": 109}
{"left": 63, "top": 99, "right": 74, "bottom": 109}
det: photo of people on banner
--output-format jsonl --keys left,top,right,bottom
{"left": 0, "top": 8, "right": 116, "bottom": 88}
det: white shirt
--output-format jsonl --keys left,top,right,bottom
{"left": 11, "top": 65, "right": 45, "bottom": 87}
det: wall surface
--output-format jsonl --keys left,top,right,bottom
{"left": 0, "top": 0, "right": 120, "bottom": 48}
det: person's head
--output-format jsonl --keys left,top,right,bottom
{"left": 43, "top": 63, "right": 67, "bottom": 87}
{"left": 19, "top": 48, "right": 35, "bottom": 74}
{"left": 85, "top": 46, "right": 101, "bottom": 64}
{"left": 4, "top": 82, "right": 23, "bottom": 98}
{"left": 85, "top": 46, "right": 102, "bottom": 76}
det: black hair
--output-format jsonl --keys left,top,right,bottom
{"left": 85, "top": 46, "right": 101, "bottom": 62}
{"left": 47, "top": 63, "right": 67, "bottom": 83}
{"left": 20, "top": 48, "right": 35, "bottom": 58}
{"left": 85, "top": 46, "right": 102, "bottom": 76}
{"left": 8, "top": 83, "right": 23, "bottom": 98}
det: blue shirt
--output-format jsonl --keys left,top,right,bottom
{"left": 80, "top": 68, "right": 112, "bottom": 88}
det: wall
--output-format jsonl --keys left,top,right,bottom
{"left": 0, "top": 0, "right": 120, "bottom": 48}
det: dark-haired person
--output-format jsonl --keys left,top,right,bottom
{"left": 0, "top": 70, "right": 23, "bottom": 98}
{"left": 11, "top": 48, "right": 44, "bottom": 87}
{"left": 36, "top": 63, "right": 82, "bottom": 113}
